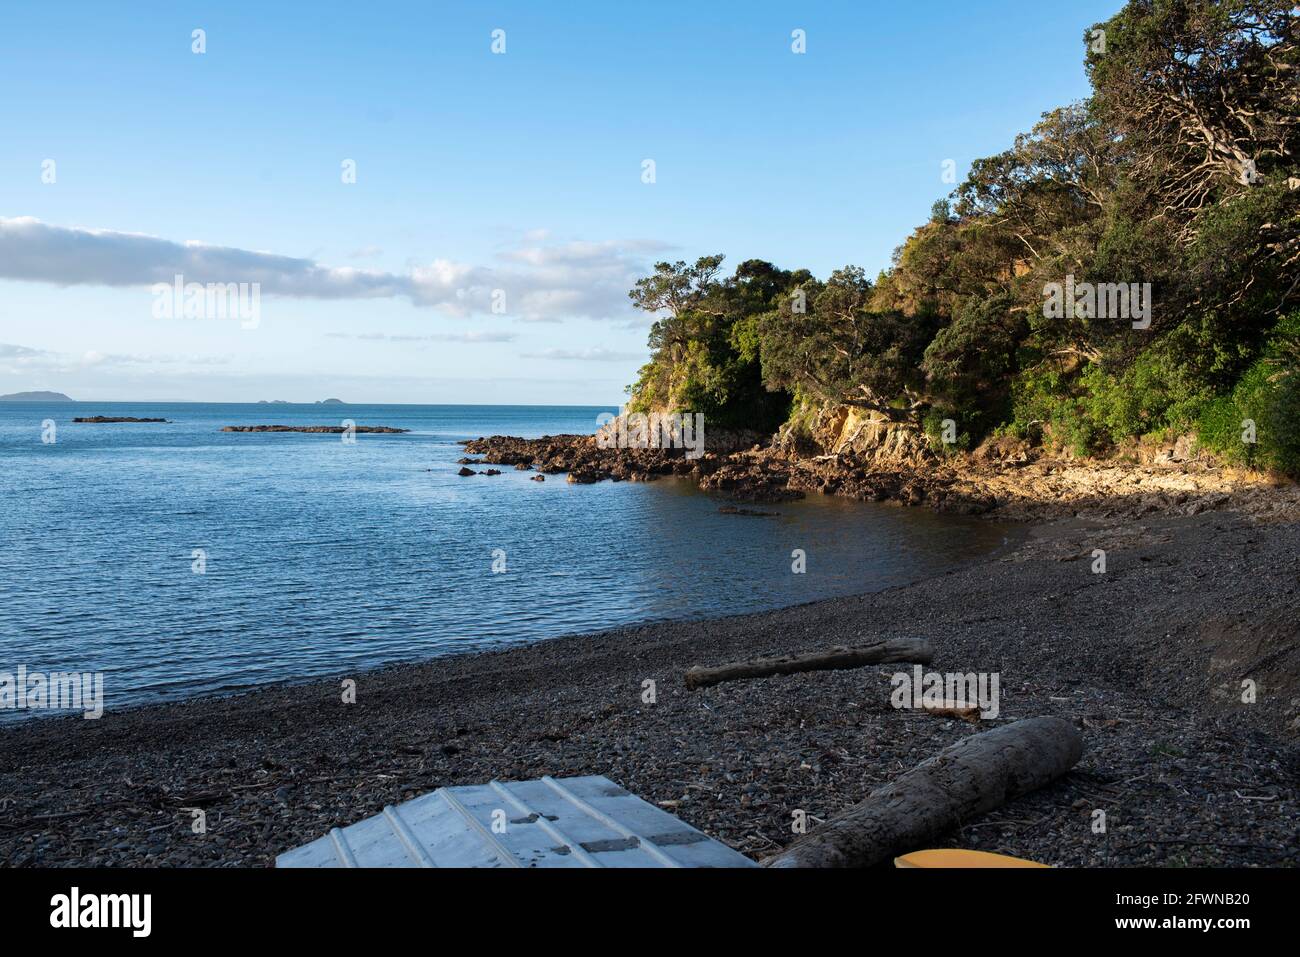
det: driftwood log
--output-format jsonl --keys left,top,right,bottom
{"left": 684, "top": 638, "right": 932, "bottom": 691}
{"left": 766, "top": 716, "right": 1083, "bottom": 868}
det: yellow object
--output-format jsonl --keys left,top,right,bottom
{"left": 894, "top": 849, "right": 1049, "bottom": 868}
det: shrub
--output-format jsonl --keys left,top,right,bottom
{"left": 1079, "top": 347, "right": 1211, "bottom": 443}
{"left": 1194, "top": 312, "right": 1300, "bottom": 476}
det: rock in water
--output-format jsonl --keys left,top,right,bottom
{"left": 222, "top": 425, "right": 408, "bottom": 434}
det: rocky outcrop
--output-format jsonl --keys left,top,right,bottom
{"left": 696, "top": 451, "right": 805, "bottom": 502}
{"left": 222, "top": 425, "right": 408, "bottom": 433}
{"left": 462, "top": 429, "right": 1300, "bottom": 523}
{"left": 74, "top": 416, "right": 169, "bottom": 423}
{"left": 593, "top": 414, "right": 767, "bottom": 456}
{"left": 463, "top": 434, "right": 697, "bottom": 484}
{"left": 800, "top": 405, "right": 936, "bottom": 467}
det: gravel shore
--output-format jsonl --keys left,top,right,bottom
{"left": 1, "top": 510, "right": 1296, "bottom": 867}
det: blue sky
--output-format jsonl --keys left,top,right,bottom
{"left": 0, "top": 0, "right": 1121, "bottom": 404}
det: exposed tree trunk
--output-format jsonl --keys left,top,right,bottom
{"left": 683, "top": 638, "right": 932, "bottom": 691}
{"left": 765, "top": 716, "right": 1083, "bottom": 868}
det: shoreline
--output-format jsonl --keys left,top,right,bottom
{"left": 0, "top": 514, "right": 1027, "bottom": 726}
{"left": 461, "top": 432, "right": 1300, "bottom": 523}
{"left": 2, "top": 508, "right": 1296, "bottom": 867}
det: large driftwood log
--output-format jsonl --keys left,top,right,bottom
{"left": 683, "top": 638, "right": 932, "bottom": 691}
{"left": 765, "top": 716, "right": 1083, "bottom": 868}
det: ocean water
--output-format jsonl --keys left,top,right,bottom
{"left": 0, "top": 402, "right": 1015, "bottom": 717}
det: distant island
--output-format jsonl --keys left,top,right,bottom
{"left": 0, "top": 391, "right": 73, "bottom": 402}
{"left": 73, "top": 416, "right": 170, "bottom": 424}
{"left": 255, "top": 398, "right": 346, "bottom": 404}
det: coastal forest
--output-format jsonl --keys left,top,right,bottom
{"left": 624, "top": 0, "right": 1300, "bottom": 475}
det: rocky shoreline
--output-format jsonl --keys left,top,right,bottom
{"left": 0, "top": 508, "right": 1295, "bottom": 868}
{"left": 462, "top": 432, "right": 1300, "bottom": 523}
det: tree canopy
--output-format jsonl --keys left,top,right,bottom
{"left": 625, "top": 0, "right": 1300, "bottom": 473}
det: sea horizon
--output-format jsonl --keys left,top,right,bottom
{"left": 1, "top": 396, "right": 626, "bottom": 409}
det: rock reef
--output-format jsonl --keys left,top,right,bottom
{"left": 222, "top": 425, "right": 408, "bottom": 434}
{"left": 462, "top": 426, "right": 1300, "bottom": 523}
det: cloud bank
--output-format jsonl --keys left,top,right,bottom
{"left": 0, "top": 217, "right": 671, "bottom": 322}
{"left": 0, "top": 341, "right": 231, "bottom": 375}
{"left": 326, "top": 331, "right": 518, "bottom": 343}
{"left": 520, "top": 347, "right": 645, "bottom": 361}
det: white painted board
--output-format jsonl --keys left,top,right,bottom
{"left": 277, "top": 774, "right": 757, "bottom": 868}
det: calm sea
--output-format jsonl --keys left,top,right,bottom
{"left": 0, "top": 402, "right": 1015, "bottom": 717}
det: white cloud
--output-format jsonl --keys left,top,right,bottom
{"left": 0, "top": 343, "right": 46, "bottom": 359}
{"left": 0, "top": 341, "right": 230, "bottom": 374}
{"left": 0, "top": 217, "right": 672, "bottom": 323}
{"left": 326, "top": 331, "right": 518, "bottom": 343}
{"left": 520, "top": 347, "right": 645, "bottom": 361}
